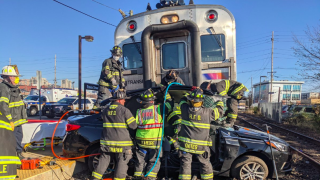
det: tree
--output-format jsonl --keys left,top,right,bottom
{"left": 293, "top": 25, "right": 320, "bottom": 87}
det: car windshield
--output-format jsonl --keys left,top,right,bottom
{"left": 57, "top": 98, "right": 75, "bottom": 105}
{"left": 24, "top": 96, "right": 39, "bottom": 101}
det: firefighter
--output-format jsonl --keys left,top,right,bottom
{"left": 200, "top": 80, "right": 248, "bottom": 127}
{"left": 92, "top": 89, "right": 137, "bottom": 180}
{"left": 160, "top": 70, "right": 185, "bottom": 86}
{"left": 134, "top": 89, "right": 172, "bottom": 180}
{"left": 177, "top": 88, "right": 224, "bottom": 180}
{"left": 0, "top": 65, "right": 28, "bottom": 159}
{"left": 0, "top": 108, "right": 21, "bottom": 179}
{"left": 93, "top": 46, "right": 126, "bottom": 109}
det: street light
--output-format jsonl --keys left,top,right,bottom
{"left": 79, "top": 35, "right": 94, "bottom": 112}
{"left": 259, "top": 76, "right": 267, "bottom": 103}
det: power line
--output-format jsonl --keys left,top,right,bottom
{"left": 237, "top": 36, "right": 270, "bottom": 45}
{"left": 52, "top": 0, "right": 117, "bottom": 27}
{"left": 91, "top": 0, "right": 118, "bottom": 11}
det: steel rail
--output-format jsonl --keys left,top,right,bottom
{"left": 238, "top": 116, "right": 320, "bottom": 170}
{"left": 240, "top": 113, "right": 320, "bottom": 145}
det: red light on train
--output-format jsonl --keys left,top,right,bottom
{"left": 206, "top": 10, "right": 218, "bottom": 22}
{"left": 208, "top": 14, "right": 215, "bottom": 20}
{"left": 127, "top": 21, "right": 137, "bottom": 32}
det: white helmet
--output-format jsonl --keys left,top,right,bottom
{"left": 1, "top": 65, "right": 21, "bottom": 77}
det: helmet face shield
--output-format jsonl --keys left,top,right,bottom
{"left": 191, "top": 101, "right": 203, "bottom": 108}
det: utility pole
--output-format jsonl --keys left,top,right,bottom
{"left": 270, "top": 31, "right": 274, "bottom": 102}
{"left": 251, "top": 77, "right": 253, "bottom": 106}
{"left": 54, "top": 54, "right": 57, "bottom": 88}
{"left": 9, "top": 58, "right": 11, "bottom": 65}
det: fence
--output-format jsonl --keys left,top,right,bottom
{"left": 259, "top": 102, "right": 282, "bottom": 123}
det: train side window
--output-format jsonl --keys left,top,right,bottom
{"left": 123, "top": 43, "right": 142, "bottom": 70}
{"left": 201, "top": 34, "right": 226, "bottom": 62}
{"left": 162, "top": 42, "right": 186, "bottom": 69}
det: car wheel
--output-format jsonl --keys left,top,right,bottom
{"left": 87, "top": 146, "right": 115, "bottom": 178}
{"left": 29, "top": 107, "right": 38, "bottom": 116}
{"left": 231, "top": 155, "right": 268, "bottom": 180}
{"left": 47, "top": 115, "right": 55, "bottom": 119}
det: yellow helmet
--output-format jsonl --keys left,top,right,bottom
{"left": 1, "top": 65, "right": 21, "bottom": 77}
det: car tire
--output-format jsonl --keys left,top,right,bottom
{"left": 231, "top": 155, "right": 268, "bottom": 180}
{"left": 86, "top": 145, "right": 115, "bottom": 178}
{"left": 29, "top": 107, "right": 38, "bottom": 116}
{"left": 47, "top": 115, "right": 55, "bottom": 119}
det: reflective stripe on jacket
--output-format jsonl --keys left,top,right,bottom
{"left": 135, "top": 105, "right": 163, "bottom": 149}
{"left": 0, "top": 81, "right": 28, "bottom": 127}
{"left": 100, "top": 102, "right": 137, "bottom": 152}
{"left": 98, "top": 58, "right": 125, "bottom": 88}
{"left": 177, "top": 97, "right": 224, "bottom": 154}
{"left": 213, "top": 80, "right": 248, "bottom": 98}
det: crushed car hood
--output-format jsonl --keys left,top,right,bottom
{"left": 234, "top": 127, "right": 288, "bottom": 144}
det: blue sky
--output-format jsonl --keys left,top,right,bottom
{"left": 1, "top": 0, "right": 319, "bottom": 92}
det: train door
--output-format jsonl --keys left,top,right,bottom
{"left": 155, "top": 35, "right": 191, "bottom": 85}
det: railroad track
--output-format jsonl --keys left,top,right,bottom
{"left": 238, "top": 114, "right": 320, "bottom": 170}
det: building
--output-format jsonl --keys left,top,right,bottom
{"left": 301, "top": 92, "right": 320, "bottom": 100}
{"left": 30, "top": 77, "right": 50, "bottom": 87}
{"left": 253, "top": 80, "right": 304, "bottom": 104}
{"left": 18, "top": 79, "right": 31, "bottom": 86}
{"left": 61, "top": 79, "right": 72, "bottom": 89}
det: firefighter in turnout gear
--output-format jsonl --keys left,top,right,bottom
{"left": 134, "top": 89, "right": 173, "bottom": 180}
{"left": 177, "top": 88, "right": 224, "bottom": 180}
{"left": 160, "top": 70, "right": 185, "bottom": 86}
{"left": 94, "top": 46, "right": 126, "bottom": 109}
{"left": 200, "top": 80, "right": 248, "bottom": 127}
{"left": 0, "top": 65, "right": 28, "bottom": 159}
{"left": 0, "top": 107, "right": 21, "bottom": 180}
{"left": 92, "top": 89, "right": 137, "bottom": 180}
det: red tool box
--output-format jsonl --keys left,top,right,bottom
{"left": 20, "top": 159, "right": 41, "bottom": 170}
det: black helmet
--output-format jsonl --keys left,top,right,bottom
{"left": 187, "top": 88, "right": 204, "bottom": 103}
{"left": 110, "top": 89, "right": 127, "bottom": 101}
{"left": 200, "top": 81, "right": 217, "bottom": 92}
{"left": 164, "top": 70, "right": 178, "bottom": 83}
{"left": 110, "top": 46, "right": 123, "bottom": 56}
{"left": 137, "top": 89, "right": 156, "bottom": 104}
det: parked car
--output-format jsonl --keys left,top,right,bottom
{"left": 42, "top": 97, "right": 96, "bottom": 118}
{"left": 62, "top": 86, "right": 292, "bottom": 179}
{"left": 281, "top": 105, "right": 295, "bottom": 119}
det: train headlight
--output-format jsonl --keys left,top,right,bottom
{"left": 206, "top": 10, "right": 218, "bottom": 23}
{"left": 127, "top": 21, "right": 137, "bottom": 32}
{"left": 160, "top": 15, "right": 179, "bottom": 24}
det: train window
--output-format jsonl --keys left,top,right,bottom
{"left": 162, "top": 42, "right": 186, "bottom": 69}
{"left": 201, "top": 34, "right": 226, "bottom": 62}
{"left": 123, "top": 43, "right": 142, "bottom": 69}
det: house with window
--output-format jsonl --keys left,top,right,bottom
{"left": 253, "top": 80, "right": 304, "bottom": 104}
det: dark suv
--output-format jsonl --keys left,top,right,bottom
{"left": 62, "top": 86, "right": 292, "bottom": 179}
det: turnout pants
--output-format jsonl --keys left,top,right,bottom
{"left": 92, "top": 151, "right": 132, "bottom": 180}
{"left": 225, "top": 98, "right": 239, "bottom": 127}
{"left": 95, "top": 85, "right": 112, "bottom": 107}
{"left": 14, "top": 125, "right": 24, "bottom": 153}
{"left": 0, "top": 127, "right": 20, "bottom": 179}
{"left": 179, "top": 148, "right": 213, "bottom": 180}
{"left": 225, "top": 88, "right": 246, "bottom": 127}
{"left": 134, "top": 148, "right": 162, "bottom": 180}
